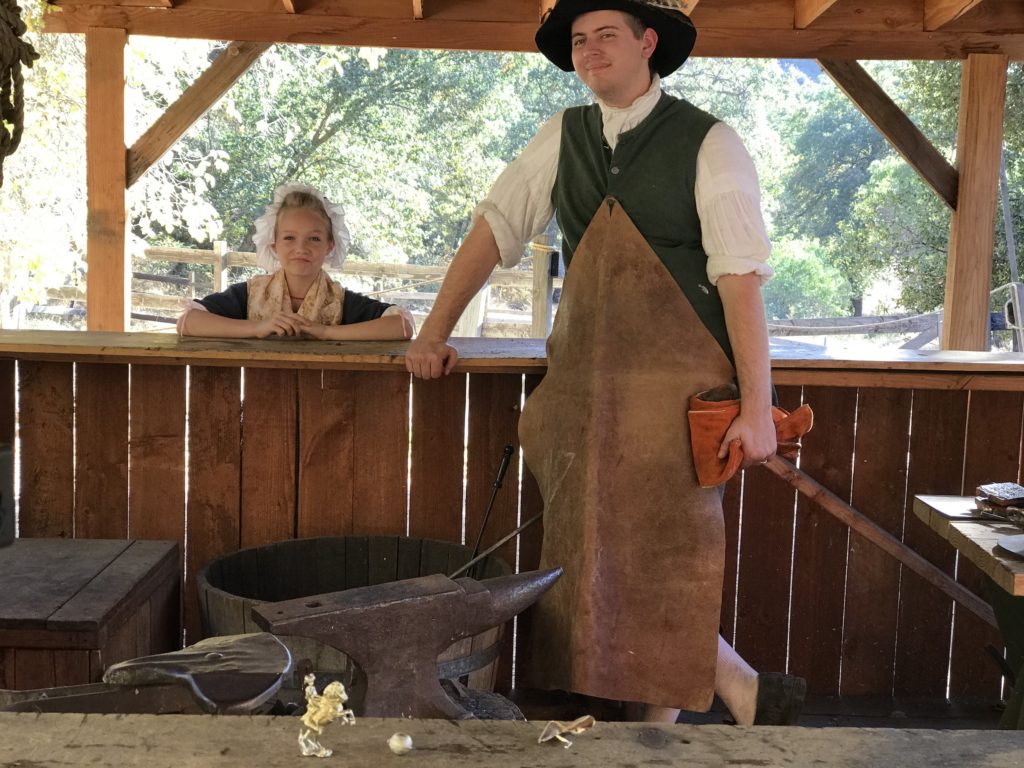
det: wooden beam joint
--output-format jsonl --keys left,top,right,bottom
{"left": 925, "top": 0, "right": 986, "bottom": 31}
{"left": 795, "top": 0, "right": 840, "bottom": 29}
{"left": 413, "top": 0, "right": 423, "bottom": 20}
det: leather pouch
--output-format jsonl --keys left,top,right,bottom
{"left": 688, "top": 384, "right": 814, "bottom": 488}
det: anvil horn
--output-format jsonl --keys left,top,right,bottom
{"left": 455, "top": 567, "right": 563, "bottom": 637}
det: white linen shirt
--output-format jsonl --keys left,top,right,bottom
{"left": 473, "top": 76, "right": 773, "bottom": 285}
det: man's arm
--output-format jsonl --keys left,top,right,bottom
{"left": 405, "top": 218, "right": 501, "bottom": 379}
{"left": 716, "top": 273, "right": 776, "bottom": 465}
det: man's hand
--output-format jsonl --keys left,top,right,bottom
{"left": 719, "top": 407, "right": 777, "bottom": 468}
{"left": 405, "top": 337, "right": 459, "bottom": 379}
{"left": 253, "top": 312, "right": 308, "bottom": 338}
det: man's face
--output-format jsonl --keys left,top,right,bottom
{"left": 570, "top": 10, "right": 657, "bottom": 107}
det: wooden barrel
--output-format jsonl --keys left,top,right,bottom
{"left": 196, "top": 535, "right": 511, "bottom": 704}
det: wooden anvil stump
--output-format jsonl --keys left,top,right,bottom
{"left": 251, "top": 568, "right": 561, "bottom": 719}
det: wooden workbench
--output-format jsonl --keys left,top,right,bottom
{"left": 1, "top": 713, "right": 1023, "bottom": 767}
{"left": 913, "top": 496, "right": 1024, "bottom": 596}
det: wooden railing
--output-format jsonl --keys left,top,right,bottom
{"left": 3, "top": 331, "right": 1024, "bottom": 706}
{"left": 42, "top": 239, "right": 563, "bottom": 338}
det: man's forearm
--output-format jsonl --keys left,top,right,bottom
{"left": 717, "top": 273, "right": 772, "bottom": 414}
{"left": 418, "top": 217, "right": 502, "bottom": 342}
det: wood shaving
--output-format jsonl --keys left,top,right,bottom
{"left": 537, "top": 715, "right": 596, "bottom": 748}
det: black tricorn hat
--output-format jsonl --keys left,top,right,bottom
{"left": 535, "top": 0, "right": 696, "bottom": 78}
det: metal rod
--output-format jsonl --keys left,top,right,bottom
{"left": 468, "top": 444, "right": 514, "bottom": 563}
{"left": 449, "top": 512, "right": 544, "bottom": 580}
{"left": 762, "top": 454, "right": 997, "bottom": 629}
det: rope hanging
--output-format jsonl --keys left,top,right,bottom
{"left": 0, "top": 0, "right": 39, "bottom": 188}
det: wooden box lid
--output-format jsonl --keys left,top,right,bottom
{"left": 0, "top": 539, "right": 178, "bottom": 648}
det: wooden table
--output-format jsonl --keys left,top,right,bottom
{"left": 1, "top": 713, "right": 1023, "bottom": 767}
{"left": 913, "top": 495, "right": 1024, "bottom": 596}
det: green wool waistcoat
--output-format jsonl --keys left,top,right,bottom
{"left": 552, "top": 92, "right": 733, "bottom": 362}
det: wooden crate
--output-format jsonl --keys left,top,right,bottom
{"left": 0, "top": 538, "right": 180, "bottom": 690}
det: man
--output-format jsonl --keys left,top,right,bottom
{"left": 406, "top": 0, "right": 804, "bottom": 725}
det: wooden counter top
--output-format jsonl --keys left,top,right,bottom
{"left": 1, "top": 713, "right": 1023, "bottom": 767}
{"left": 3, "top": 330, "right": 1024, "bottom": 387}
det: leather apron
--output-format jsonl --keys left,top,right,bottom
{"left": 518, "top": 198, "right": 736, "bottom": 710}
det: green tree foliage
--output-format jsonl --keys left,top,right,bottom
{"left": 5, "top": 16, "right": 1022, "bottom": 329}
{"left": 778, "top": 60, "right": 1024, "bottom": 314}
{"left": 762, "top": 238, "right": 852, "bottom": 319}
{"left": 0, "top": 5, "right": 86, "bottom": 325}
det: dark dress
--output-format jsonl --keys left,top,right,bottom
{"left": 197, "top": 281, "right": 394, "bottom": 323}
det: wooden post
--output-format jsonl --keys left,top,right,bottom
{"left": 530, "top": 238, "right": 553, "bottom": 338}
{"left": 85, "top": 28, "right": 128, "bottom": 332}
{"left": 212, "top": 240, "right": 228, "bottom": 294}
{"left": 941, "top": 53, "right": 1008, "bottom": 351}
{"left": 454, "top": 283, "right": 489, "bottom": 338}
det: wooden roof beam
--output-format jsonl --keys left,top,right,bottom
{"left": 540, "top": 0, "right": 555, "bottom": 21}
{"left": 818, "top": 59, "right": 959, "bottom": 210}
{"left": 925, "top": 0, "right": 986, "bottom": 31}
{"left": 795, "top": 0, "right": 839, "bottom": 28}
{"left": 281, "top": 0, "right": 296, "bottom": 13}
{"left": 413, "top": 0, "right": 423, "bottom": 20}
{"left": 127, "top": 41, "right": 270, "bottom": 187}
{"left": 42, "top": 9, "right": 1024, "bottom": 60}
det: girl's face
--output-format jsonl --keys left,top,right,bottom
{"left": 273, "top": 207, "right": 334, "bottom": 280}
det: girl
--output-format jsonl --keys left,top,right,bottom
{"left": 177, "top": 183, "right": 414, "bottom": 340}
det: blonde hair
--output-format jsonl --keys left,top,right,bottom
{"left": 275, "top": 191, "right": 334, "bottom": 242}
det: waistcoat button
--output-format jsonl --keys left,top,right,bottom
{"left": 610, "top": 166, "right": 620, "bottom": 175}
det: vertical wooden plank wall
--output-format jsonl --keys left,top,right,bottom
{"left": 734, "top": 385, "right": 802, "bottom": 674}
{"left": 465, "top": 374, "right": 528, "bottom": 690}
{"left": 788, "top": 386, "right": 857, "bottom": 697}
{"left": 351, "top": 371, "right": 410, "bottom": 534}
{"left": 514, "top": 374, "right": 547, "bottom": 689}
{"left": 297, "top": 370, "right": 355, "bottom": 537}
{"left": 240, "top": 368, "right": 297, "bottom": 547}
{"left": 10, "top": 355, "right": 1024, "bottom": 704}
{"left": 841, "top": 389, "right": 912, "bottom": 698}
{"left": 18, "top": 361, "right": 73, "bottom": 538}
{"left": 949, "top": 391, "right": 1023, "bottom": 701}
{"left": 410, "top": 374, "right": 466, "bottom": 543}
{"left": 75, "top": 364, "right": 129, "bottom": 538}
{"left": 894, "top": 390, "right": 967, "bottom": 699}
{"left": 186, "top": 367, "right": 242, "bottom": 642}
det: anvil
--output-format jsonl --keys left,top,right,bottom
{"left": 251, "top": 568, "right": 561, "bottom": 719}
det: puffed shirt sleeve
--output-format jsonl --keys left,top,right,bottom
{"left": 472, "top": 111, "right": 564, "bottom": 268}
{"left": 696, "top": 122, "right": 774, "bottom": 285}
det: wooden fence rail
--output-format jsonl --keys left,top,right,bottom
{"left": 2, "top": 333, "right": 1024, "bottom": 707}
{"left": 41, "top": 239, "right": 563, "bottom": 337}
